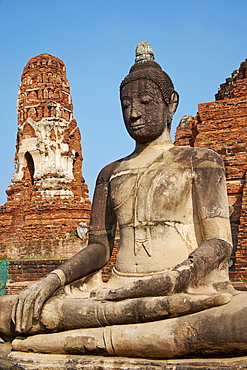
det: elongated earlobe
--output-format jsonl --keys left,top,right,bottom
{"left": 167, "top": 91, "right": 179, "bottom": 130}
{"left": 169, "top": 91, "right": 179, "bottom": 116}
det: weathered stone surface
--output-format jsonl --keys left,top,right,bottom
{"left": 0, "top": 53, "right": 91, "bottom": 262}
{"left": 2, "top": 340, "right": 247, "bottom": 369}
{"left": 2, "top": 350, "right": 247, "bottom": 370}
{"left": 175, "top": 60, "right": 247, "bottom": 280}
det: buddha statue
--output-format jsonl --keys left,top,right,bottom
{"left": 1, "top": 42, "right": 247, "bottom": 358}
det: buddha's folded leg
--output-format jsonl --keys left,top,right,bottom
{"left": 12, "top": 293, "right": 247, "bottom": 358}
{"left": 40, "top": 291, "right": 231, "bottom": 331}
{"left": 0, "top": 288, "right": 232, "bottom": 343}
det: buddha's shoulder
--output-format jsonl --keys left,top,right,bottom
{"left": 169, "top": 146, "right": 224, "bottom": 167}
{"left": 96, "top": 160, "right": 121, "bottom": 185}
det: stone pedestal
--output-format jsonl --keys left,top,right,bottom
{"left": 1, "top": 345, "right": 247, "bottom": 370}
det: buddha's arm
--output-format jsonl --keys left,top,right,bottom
{"left": 12, "top": 163, "right": 117, "bottom": 334}
{"left": 58, "top": 174, "right": 117, "bottom": 284}
{"left": 177, "top": 154, "right": 233, "bottom": 292}
{"left": 193, "top": 153, "right": 232, "bottom": 245}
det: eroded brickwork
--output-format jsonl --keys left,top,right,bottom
{"left": 0, "top": 54, "right": 91, "bottom": 260}
{"left": 175, "top": 60, "right": 247, "bottom": 280}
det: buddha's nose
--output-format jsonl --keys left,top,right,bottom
{"left": 131, "top": 110, "right": 141, "bottom": 120}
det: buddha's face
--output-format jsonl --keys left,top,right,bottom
{"left": 120, "top": 79, "right": 169, "bottom": 143}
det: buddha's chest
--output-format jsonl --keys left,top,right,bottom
{"left": 109, "top": 162, "right": 193, "bottom": 226}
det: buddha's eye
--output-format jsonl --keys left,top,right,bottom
{"left": 140, "top": 95, "right": 152, "bottom": 104}
{"left": 122, "top": 99, "right": 130, "bottom": 109}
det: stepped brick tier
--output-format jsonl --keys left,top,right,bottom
{"left": 0, "top": 53, "right": 91, "bottom": 261}
{"left": 175, "top": 59, "right": 247, "bottom": 281}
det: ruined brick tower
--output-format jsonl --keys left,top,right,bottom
{"left": 0, "top": 53, "right": 91, "bottom": 260}
{"left": 175, "top": 59, "right": 247, "bottom": 280}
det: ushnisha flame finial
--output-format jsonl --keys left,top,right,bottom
{"left": 121, "top": 41, "right": 177, "bottom": 106}
{"left": 135, "top": 41, "right": 154, "bottom": 63}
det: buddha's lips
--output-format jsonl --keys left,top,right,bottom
{"left": 130, "top": 123, "right": 145, "bottom": 130}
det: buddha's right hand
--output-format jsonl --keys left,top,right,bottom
{"left": 11, "top": 273, "right": 61, "bottom": 334}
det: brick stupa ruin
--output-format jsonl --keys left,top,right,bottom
{"left": 0, "top": 53, "right": 91, "bottom": 262}
{"left": 175, "top": 59, "right": 247, "bottom": 280}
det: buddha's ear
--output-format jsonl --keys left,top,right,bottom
{"left": 169, "top": 91, "right": 179, "bottom": 116}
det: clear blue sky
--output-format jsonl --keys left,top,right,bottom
{"left": 0, "top": 0, "right": 246, "bottom": 204}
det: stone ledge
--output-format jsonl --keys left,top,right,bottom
{"left": 1, "top": 350, "right": 247, "bottom": 370}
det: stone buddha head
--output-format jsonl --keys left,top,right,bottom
{"left": 120, "top": 42, "right": 179, "bottom": 143}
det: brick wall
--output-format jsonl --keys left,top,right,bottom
{"left": 5, "top": 238, "right": 120, "bottom": 294}
{"left": 8, "top": 258, "right": 67, "bottom": 283}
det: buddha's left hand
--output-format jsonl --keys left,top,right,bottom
{"left": 90, "top": 272, "right": 177, "bottom": 300}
